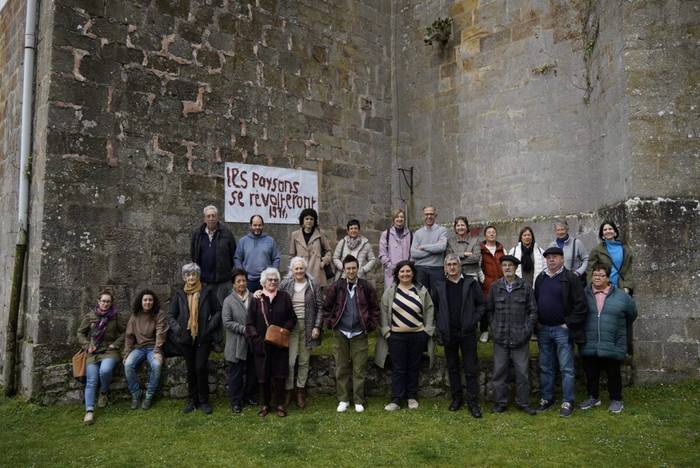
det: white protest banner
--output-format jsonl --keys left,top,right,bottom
{"left": 224, "top": 162, "right": 319, "bottom": 224}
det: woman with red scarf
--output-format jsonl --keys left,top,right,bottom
{"left": 479, "top": 225, "right": 505, "bottom": 342}
{"left": 77, "top": 288, "right": 127, "bottom": 425}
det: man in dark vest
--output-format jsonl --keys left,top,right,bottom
{"left": 534, "top": 246, "right": 587, "bottom": 417}
{"left": 190, "top": 205, "right": 237, "bottom": 306}
{"left": 322, "top": 255, "right": 379, "bottom": 414}
{"left": 435, "top": 253, "right": 485, "bottom": 418}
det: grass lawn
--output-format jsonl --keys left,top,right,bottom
{"left": 1, "top": 380, "right": 698, "bottom": 467}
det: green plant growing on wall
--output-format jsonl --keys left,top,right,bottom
{"left": 532, "top": 63, "right": 558, "bottom": 76}
{"left": 424, "top": 17, "right": 453, "bottom": 46}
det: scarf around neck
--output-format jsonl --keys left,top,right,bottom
{"left": 345, "top": 235, "right": 362, "bottom": 251}
{"left": 184, "top": 280, "right": 202, "bottom": 339}
{"left": 262, "top": 288, "right": 278, "bottom": 302}
{"left": 92, "top": 304, "right": 118, "bottom": 349}
{"left": 520, "top": 242, "right": 534, "bottom": 273}
{"left": 556, "top": 235, "right": 569, "bottom": 249}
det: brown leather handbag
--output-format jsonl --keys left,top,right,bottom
{"left": 260, "top": 298, "right": 289, "bottom": 348}
{"left": 72, "top": 349, "right": 87, "bottom": 382}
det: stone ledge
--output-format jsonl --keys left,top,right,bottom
{"left": 38, "top": 353, "right": 633, "bottom": 406}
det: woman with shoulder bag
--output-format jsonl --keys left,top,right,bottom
{"left": 246, "top": 267, "right": 297, "bottom": 417}
{"left": 587, "top": 221, "right": 634, "bottom": 295}
{"left": 332, "top": 219, "right": 377, "bottom": 280}
{"left": 77, "top": 288, "right": 127, "bottom": 425}
{"left": 289, "top": 208, "right": 334, "bottom": 287}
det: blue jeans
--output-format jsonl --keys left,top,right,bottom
{"left": 538, "top": 325, "right": 575, "bottom": 403}
{"left": 84, "top": 357, "right": 118, "bottom": 411}
{"left": 124, "top": 347, "right": 163, "bottom": 397}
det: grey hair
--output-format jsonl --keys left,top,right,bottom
{"left": 553, "top": 218, "right": 568, "bottom": 229}
{"left": 259, "top": 267, "right": 281, "bottom": 286}
{"left": 203, "top": 205, "right": 218, "bottom": 216}
{"left": 285, "top": 256, "right": 312, "bottom": 280}
{"left": 444, "top": 253, "right": 461, "bottom": 265}
{"left": 181, "top": 262, "right": 201, "bottom": 278}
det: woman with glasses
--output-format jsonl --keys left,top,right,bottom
{"left": 77, "top": 288, "right": 127, "bottom": 424}
{"left": 246, "top": 268, "right": 297, "bottom": 417}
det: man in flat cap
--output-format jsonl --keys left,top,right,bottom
{"left": 534, "top": 247, "right": 587, "bottom": 417}
{"left": 487, "top": 255, "right": 537, "bottom": 415}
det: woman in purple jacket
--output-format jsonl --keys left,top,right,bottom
{"left": 378, "top": 208, "right": 412, "bottom": 288}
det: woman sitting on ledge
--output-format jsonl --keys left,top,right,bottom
{"left": 77, "top": 288, "right": 127, "bottom": 425}
{"left": 123, "top": 289, "right": 168, "bottom": 410}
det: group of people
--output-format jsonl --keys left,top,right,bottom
{"left": 76, "top": 204, "right": 637, "bottom": 425}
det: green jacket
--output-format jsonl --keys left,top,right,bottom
{"left": 374, "top": 284, "right": 435, "bottom": 369}
{"left": 587, "top": 242, "right": 635, "bottom": 293}
{"left": 77, "top": 310, "right": 128, "bottom": 364}
{"left": 581, "top": 285, "right": 637, "bottom": 360}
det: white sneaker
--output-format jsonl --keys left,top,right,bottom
{"left": 83, "top": 411, "right": 94, "bottom": 425}
{"left": 407, "top": 399, "right": 419, "bottom": 409}
{"left": 479, "top": 331, "right": 489, "bottom": 343}
{"left": 354, "top": 403, "right": 365, "bottom": 413}
{"left": 336, "top": 401, "right": 349, "bottom": 413}
{"left": 384, "top": 402, "right": 400, "bottom": 411}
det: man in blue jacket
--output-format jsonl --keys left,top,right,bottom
{"left": 234, "top": 215, "right": 281, "bottom": 292}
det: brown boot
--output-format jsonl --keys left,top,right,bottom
{"left": 284, "top": 390, "right": 293, "bottom": 408}
{"left": 296, "top": 387, "right": 306, "bottom": 409}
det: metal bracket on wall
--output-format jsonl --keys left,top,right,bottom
{"left": 397, "top": 166, "right": 414, "bottom": 225}
{"left": 398, "top": 166, "right": 414, "bottom": 198}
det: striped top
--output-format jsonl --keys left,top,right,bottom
{"left": 391, "top": 285, "right": 425, "bottom": 333}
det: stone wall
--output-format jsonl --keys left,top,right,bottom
{"left": 394, "top": 0, "right": 606, "bottom": 221}
{"left": 16, "top": 0, "right": 394, "bottom": 398}
{"left": 623, "top": 1, "right": 700, "bottom": 199}
{"left": 0, "top": 0, "right": 25, "bottom": 385}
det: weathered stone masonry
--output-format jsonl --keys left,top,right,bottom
{"left": 0, "top": 0, "right": 697, "bottom": 401}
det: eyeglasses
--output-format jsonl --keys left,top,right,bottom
{"left": 266, "top": 278, "right": 280, "bottom": 282}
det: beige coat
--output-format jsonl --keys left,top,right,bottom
{"left": 289, "top": 228, "right": 333, "bottom": 287}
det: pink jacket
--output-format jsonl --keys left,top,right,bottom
{"left": 378, "top": 226, "right": 412, "bottom": 287}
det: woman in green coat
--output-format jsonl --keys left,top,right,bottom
{"left": 579, "top": 263, "right": 637, "bottom": 414}
{"left": 587, "top": 221, "right": 634, "bottom": 294}
{"left": 77, "top": 288, "right": 127, "bottom": 425}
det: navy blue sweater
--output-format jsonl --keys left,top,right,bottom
{"left": 537, "top": 273, "right": 565, "bottom": 326}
